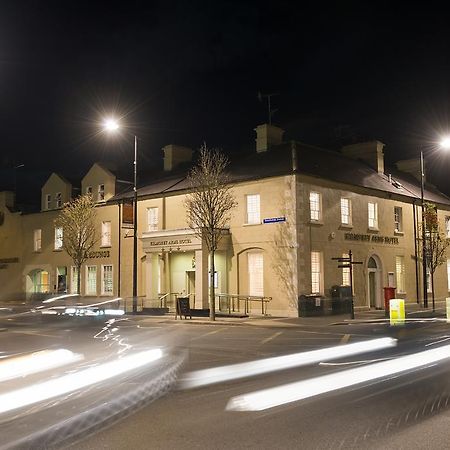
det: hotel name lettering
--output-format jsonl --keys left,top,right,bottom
{"left": 150, "top": 239, "right": 192, "bottom": 247}
{"left": 344, "top": 233, "right": 399, "bottom": 245}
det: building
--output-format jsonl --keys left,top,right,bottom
{"left": 1, "top": 124, "right": 450, "bottom": 316}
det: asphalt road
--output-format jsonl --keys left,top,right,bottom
{"left": 3, "top": 311, "right": 450, "bottom": 449}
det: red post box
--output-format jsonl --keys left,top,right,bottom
{"left": 383, "top": 287, "right": 396, "bottom": 315}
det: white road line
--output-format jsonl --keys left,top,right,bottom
{"left": 340, "top": 334, "right": 351, "bottom": 344}
{"left": 260, "top": 331, "right": 283, "bottom": 345}
{"left": 190, "top": 327, "right": 227, "bottom": 341}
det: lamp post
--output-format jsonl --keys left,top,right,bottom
{"left": 103, "top": 119, "right": 138, "bottom": 313}
{"left": 420, "top": 150, "right": 428, "bottom": 308}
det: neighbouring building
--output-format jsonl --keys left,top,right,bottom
{"left": 1, "top": 124, "right": 450, "bottom": 317}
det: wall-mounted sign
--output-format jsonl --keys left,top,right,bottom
{"left": 263, "top": 217, "right": 286, "bottom": 224}
{"left": 86, "top": 250, "right": 110, "bottom": 259}
{"left": 149, "top": 239, "right": 192, "bottom": 247}
{"left": 0, "top": 257, "right": 19, "bottom": 264}
{"left": 344, "top": 233, "right": 399, "bottom": 245}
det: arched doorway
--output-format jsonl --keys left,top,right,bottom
{"left": 367, "top": 255, "right": 382, "bottom": 308}
{"left": 26, "top": 269, "right": 50, "bottom": 296}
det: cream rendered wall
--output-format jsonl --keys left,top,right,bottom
{"left": 81, "top": 164, "right": 116, "bottom": 202}
{"left": 41, "top": 173, "right": 72, "bottom": 211}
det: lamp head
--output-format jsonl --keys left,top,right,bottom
{"left": 103, "top": 118, "right": 119, "bottom": 132}
{"left": 440, "top": 136, "right": 450, "bottom": 150}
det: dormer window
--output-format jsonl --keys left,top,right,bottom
{"left": 55, "top": 192, "right": 62, "bottom": 208}
{"left": 45, "top": 194, "right": 51, "bottom": 210}
{"left": 98, "top": 184, "right": 105, "bottom": 201}
{"left": 86, "top": 186, "right": 92, "bottom": 196}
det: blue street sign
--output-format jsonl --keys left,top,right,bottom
{"left": 263, "top": 217, "right": 286, "bottom": 224}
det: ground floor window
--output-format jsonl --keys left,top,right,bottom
{"left": 71, "top": 266, "right": 79, "bottom": 294}
{"left": 311, "top": 251, "right": 322, "bottom": 294}
{"left": 86, "top": 265, "right": 97, "bottom": 295}
{"left": 102, "top": 265, "right": 113, "bottom": 294}
{"left": 248, "top": 252, "right": 263, "bottom": 296}
{"left": 395, "top": 256, "right": 405, "bottom": 293}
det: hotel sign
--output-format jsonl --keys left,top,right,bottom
{"left": 344, "top": 233, "right": 399, "bottom": 245}
{"left": 149, "top": 239, "right": 192, "bottom": 247}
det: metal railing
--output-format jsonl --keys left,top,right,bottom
{"left": 216, "top": 293, "right": 271, "bottom": 316}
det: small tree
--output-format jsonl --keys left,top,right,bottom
{"left": 185, "top": 144, "right": 236, "bottom": 320}
{"left": 55, "top": 194, "right": 99, "bottom": 294}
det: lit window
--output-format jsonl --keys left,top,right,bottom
{"left": 368, "top": 202, "right": 378, "bottom": 229}
{"left": 394, "top": 207, "right": 403, "bottom": 233}
{"left": 98, "top": 184, "right": 105, "bottom": 201}
{"left": 246, "top": 194, "right": 260, "bottom": 224}
{"left": 46, "top": 194, "right": 51, "bottom": 210}
{"left": 86, "top": 266, "right": 97, "bottom": 295}
{"left": 340, "top": 198, "right": 351, "bottom": 225}
{"left": 86, "top": 186, "right": 93, "bottom": 196}
{"left": 101, "top": 221, "right": 111, "bottom": 247}
{"left": 33, "top": 229, "right": 42, "bottom": 252}
{"left": 248, "top": 252, "right": 263, "bottom": 296}
{"left": 311, "top": 251, "right": 322, "bottom": 294}
{"left": 446, "top": 217, "right": 450, "bottom": 238}
{"left": 310, "top": 192, "right": 321, "bottom": 221}
{"left": 55, "top": 192, "right": 62, "bottom": 208}
{"left": 395, "top": 256, "right": 405, "bottom": 293}
{"left": 102, "top": 265, "right": 113, "bottom": 294}
{"left": 147, "top": 207, "right": 159, "bottom": 231}
{"left": 342, "top": 253, "right": 350, "bottom": 286}
{"left": 54, "top": 227, "right": 63, "bottom": 250}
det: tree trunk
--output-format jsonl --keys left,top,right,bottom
{"left": 431, "top": 271, "right": 435, "bottom": 312}
{"left": 209, "top": 250, "right": 216, "bottom": 321}
{"left": 77, "top": 264, "right": 81, "bottom": 295}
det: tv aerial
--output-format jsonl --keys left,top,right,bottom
{"left": 257, "top": 92, "right": 279, "bottom": 125}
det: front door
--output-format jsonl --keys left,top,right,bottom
{"left": 367, "top": 256, "right": 381, "bottom": 308}
{"left": 186, "top": 271, "right": 195, "bottom": 307}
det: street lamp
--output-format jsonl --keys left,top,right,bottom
{"left": 103, "top": 118, "right": 138, "bottom": 313}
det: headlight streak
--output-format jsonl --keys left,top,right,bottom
{"left": 0, "top": 348, "right": 163, "bottom": 414}
{"left": 181, "top": 337, "right": 397, "bottom": 389}
{"left": 226, "top": 343, "right": 450, "bottom": 411}
{"left": 42, "top": 294, "right": 80, "bottom": 304}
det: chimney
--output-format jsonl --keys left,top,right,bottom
{"left": 0, "top": 191, "right": 15, "bottom": 210}
{"left": 395, "top": 158, "right": 424, "bottom": 183}
{"left": 163, "top": 145, "right": 192, "bottom": 171}
{"left": 341, "top": 140, "right": 385, "bottom": 174}
{"left": 254, "top": 124, "right": 284, "bottom": 153}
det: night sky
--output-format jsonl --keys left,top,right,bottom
{"left": 2, "top": 1, "right": 450, "bottom": 204}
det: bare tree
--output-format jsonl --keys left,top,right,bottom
{"left": 55, "top": 194, "right": 99, "bottom": 294}
{"left": 185, "top": 144, "right": 236, "bottom": 320}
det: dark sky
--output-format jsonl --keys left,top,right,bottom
{"left": 2, "top": 1, "right": 450, "bottom": 202}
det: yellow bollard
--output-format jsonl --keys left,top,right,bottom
{"left": 446, "top": 298, "right": 450, "bottom": 323}
{"left": 390, "top": 299, "right": 405, "bottom": 326}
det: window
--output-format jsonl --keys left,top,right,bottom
{"left": 55, "top": 192, "right": 62, "bottom": 208}
{"left": 309, "top": 192, "right": 321, "bottom": 221}
{"left": 395, "top": 256, "right": 405, "bottom": 293}
{"left": 45, "top": 194, "right": 51, "bottom": 210}
{"left": 86, "top": 266, "right": 97, "bottom": 295}
{"left": 71, "top": 266, "right": 79, "bottom": 294}
{"left": 98, "top": 184, "right": 105, "bottom": 201}
{"left": 33, "top": 229, "right": 42, "bottom": 252}
{"left": 426, "top": 267, "right": 432, "bottom": 293}
{"left": 446, "top": 217, "right": 450, "bottom": 238}
{"left": 147, "top": 207, "right": 159, "bottom": 231}
{"left": 311, "top": 251, "right": 322, "bottom": 294}
{"left": 101, "top": 265, "right": 113, "bottom": 294}
{"left": 86, "top": 186, "right": 92, "bottom": 195}
{"left": 340, "top": 198, "right": 351, "bottom": 225}
{"left": 394, "top": 207, "right": 403, "bottom": 233}
{"left": 342, "top": 253, "right": 350, "bottom": 286}
{"left": 246, "top": 194, "right": 260, "bottom": 224}
{"left": 248, "top": 252, "right": 263, "bottom": 296}
{"left": 368, "top": 202, "right": 378, "bottom": 229}
{"left": 447, "top": 260, "right": 450, "bottom": 291}
{"left": 101, "top": 221, "right": 111, "bottom": 247}
{"left": 54, "top": 227, "right": 63, "bottom": 250}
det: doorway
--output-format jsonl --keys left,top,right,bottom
{"left": 186, "top": 270, "right": 195, "bottom": 307}
{"left": 367, "top": 256, "right": 382, "bottom": 309}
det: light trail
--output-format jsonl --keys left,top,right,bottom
{"left": 226, "top": 343, "right": 450, "bottom": 411}
{"left": 181, "top": 337, "right": 396, "bottom": 389}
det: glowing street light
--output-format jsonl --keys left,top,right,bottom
{"left": 102, "top": 118, "right": 138, "bottom": 313}
{"left": 440, "top": 136, "right": 450, "bottom": 150}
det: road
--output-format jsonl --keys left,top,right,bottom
{"left": 2, "top": 311, "right": 450, "bottom": 449}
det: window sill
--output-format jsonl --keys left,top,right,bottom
{"left": 394, "top": 231, "right": 404, "bottom": 236}
{"left": 243, "top": 222, "right": 261, "bottom": 227}
{"left": 309, "top": 220, "right": 323, "bottom": 225}
{"left": 100, "top": 244, "right": 112, "bottom": 249}
{"left": 339, "top": 224, "right": 353, "bottom": 229}
{"left": 368, "top": 227, "right": 379, "bottom": 232}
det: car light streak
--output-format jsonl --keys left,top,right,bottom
{"left": 0, "top": 349, "right": 83, "bottom": 382}
{"left": 226, "top": 343, "right": 450, "bottom": 411}
{"left": 0, "top": 348, "right": 163, "bottom": 414}
{"left": 42, "top": 294, "right": 80, "bottom": 304}
{"left": 181, "top": 337, "right": 396, "bottom": 389}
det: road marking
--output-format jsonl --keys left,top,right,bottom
{"left": 9, "top": 330, "right": 58, "bottom": 338}
{"left": 340, "top": 334, "right": 351, "bottom": 344}
{"left": 191, "top": 327, "right": 227, "bottom": 341}
{"left": 260, "top": 331, "right": 283, "bottom": 344}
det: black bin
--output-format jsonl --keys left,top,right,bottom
{"left": 298, "top": 294, "right": 325, "bottom": 317}
{"left": 330, "top": 285, "right": 352, "bottom": 314}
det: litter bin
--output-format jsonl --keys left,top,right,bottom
{"left": 383, "top": 287, "right": 396, "bottom": 316}
{"left": 298, "top": 294, "right": 325, "bottom": 317}
{"left": 330, "top": 285, "right": 352, "bottom": 314}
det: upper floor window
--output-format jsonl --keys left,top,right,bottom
{"left": 45, "top": 194, "right": 51, "bottom": 210}
{"left": 395, "top": 255, "right": 405, "bottom": 293}
{"left": 55, "top": 192, "right": 62, "bottom": 208}
{"left": 446, "top": 217, "right": 450, "bottom": 238}
{"left": 342, "top": 253, "right": 350, "bottom": 286}
{"left": 394, "top": 207, "right": 403, "bottom": 233}
{"left": 54, "top": 227, "right": 63, "bottom": 250}
{"left": 86, "top": 186, "right": 93, "bottom": 196}
{"left": 368, "top": 202, "right": 378, "bottom": 229}
{"left": 340, "top": 198, "right": 351, "bottom": 225}
{"left": 33, "top": 229, "right": 42, "bottom": 252}
{"left": 147, "top": 207, "right": 159, "bottom": 231}
{"left": 246, "top": 194, "right": 260, "bottom": 225}
{"left": 101, "top": 221, "right": 111, "bottom": 247}
{"left": 98, "top": 184, "right": 105, "bottom": 202}
{"left": 309, "top": 192, "right": 321, "bottom": 221}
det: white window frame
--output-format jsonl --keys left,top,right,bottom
{"left": 101, "top": 221, "right": 112, "bottom": 247}
{"left": 147, "top": 207, "right": 159, "bottom": 232}
{"left": 309, "top": 192, "right": 321, "bottom": 222}
{"left": 55, "top": 192, "right": 62, "bottom": 208}
{"left": 86, "top": 186, "right": 93, "bottom": 196}
{"left": 311, "top": 251, "right": 323, "bottom": 294}
{"left": 45, "top": 194, "right": 51, "bottom": 210}
{"left": 101, "top": 265, "right": 113, "bottom": 295}
{"left": 33, "top": 229, "right": 42, "bottom": 252}
{"left": 71, "top": 266, "right": 79, "bottom": 294}
{"left": 394, "top": 206, "right": 403, "bottom": 233}
{"left": 446, "top": 217, "right": 450, "bottom": 239}
{"left": 98, "top": 184, "right": 105, "bottom": 202}
{"left": 54, "top": 227, "right": 63, "bottom": 250}
{"left": 342, "top": 253, "right": 350, "bottom": 286}
{"left": 395, "top": 256, "right": 405, "bottom": 293}
{"left": 248, "top": 252, "right": 263, "bottom": 296}
{"left": 246, "top": 194, "right": 260, "bottom": 225}
{"left": 86, "top": 265, "right": 97, "bottom": 295}
{"left": 368, "top": 202, "right": 378, "bottom": 229}
{"left": 340, "top": 198, "right": 351, "bottom": 225}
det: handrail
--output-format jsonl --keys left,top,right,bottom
{"left": 216, "top": 293, "right": 272, "bottom": 315}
